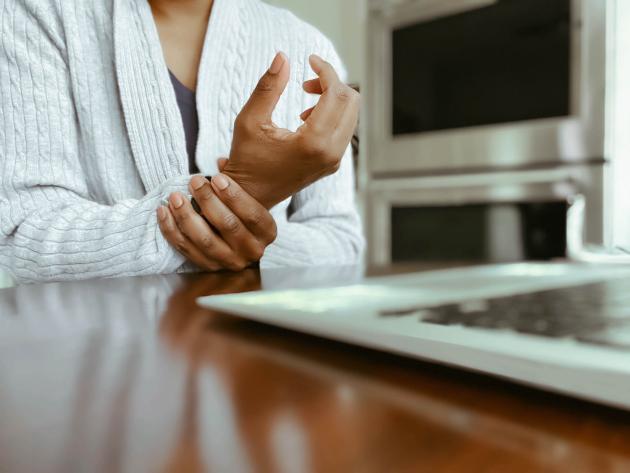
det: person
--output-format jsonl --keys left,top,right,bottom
{"left": 0, "top": 0, "right": 363, "bottom": 283}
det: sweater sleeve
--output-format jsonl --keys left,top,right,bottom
{"left": 0, "top": 4, "right": 187, "bottom": 283}
{"left": 261, "top": 35, "right": 365, "bottom": 268}
{"left": 261, "top": 144, "right": 364, "bottom": 268}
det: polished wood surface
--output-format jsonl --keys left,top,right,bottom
{"left": 1, "top": 266, "right": 630, "bottom": 473}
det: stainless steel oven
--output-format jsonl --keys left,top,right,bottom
{"left": 367, "top": 0, "right": 608, "bottom": 175}
{"left": 363, "top": 0, "right": 630, "bottom": 264}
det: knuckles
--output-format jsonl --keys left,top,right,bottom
{"left": 299, "top": 134, "right": 342, "bottom": 171}
{"left": 244, "top": 211, "right": 277, "bottom": 245}
{"left": 249, "top": 243, "right": 265, "bottom": 262}
{"left": 262, "top": 219, "right": 278, "bottom": 244}
{"left": 299, "top": 134, "right": 329, "bottom": 159}
{"left": 234, "top": 112, "right": 254, "bottom": 131}
{"left": 174, "top": 239, "right": 188, "bottom": 256}
{"left": 234, "top": 112, "right": 249, "bottom": 132}
{"left": 333, "top": 84, "right": 352, "bottom": 103}
{"left": 221, "top": 213, "right": 241, "bottom": 235}
{"left": 296, "top": 84, "right": 359, "bottom": 174}
{"left": 234, "top": 113, "right": 260, "bottom": 138}
{"left": 196, "top": 187, "right": 214, "bottom": 202}
{"left": 331, "top": 83, "right": 360, "bottom": 105}
{"left": 245, "top": 210, "right": 264, "bottom": 228}
{"left": 199, "top": 235, "right": 214, "bottom": 251}
{"left": 173, "top": 209, "right": 190, "bottom": 223}
{"left": 227, "top": 259, "right": 248, "bottom": 272}
{"left": 255, "top": 75, "right": 275, "bottom": 94}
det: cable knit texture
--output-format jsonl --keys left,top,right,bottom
{"left": 0, "top": 0, "right": 364, "bottom": 283}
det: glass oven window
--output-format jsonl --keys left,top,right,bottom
{"left": 391, "top": 202, "right": 568, "bottom": 262}
{"left": 392, "top": 0, "right": 572, "bottom": 136}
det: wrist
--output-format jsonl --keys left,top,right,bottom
{"left": 222, "top": 169, "right": 275, "bottom": 209}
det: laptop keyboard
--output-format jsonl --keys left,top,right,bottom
{"left": 380, "top": 278, "right": 630, "bottom": 351}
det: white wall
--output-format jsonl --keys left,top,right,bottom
{"left": 264, "top": 0, "right": 366, "bottom": 85}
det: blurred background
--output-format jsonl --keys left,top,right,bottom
{"left": 265, "top": 0, "right": 366, "bottom": 85}
{"left": 268, "top": 0, "right": 630, "bottom": 267}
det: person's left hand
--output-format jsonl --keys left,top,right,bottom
{"left": 158, "top": 174, "right": 277, "bottom": 272}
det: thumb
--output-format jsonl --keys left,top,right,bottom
{"left": 239, "top": 52, "right": 290, "bottom": 122}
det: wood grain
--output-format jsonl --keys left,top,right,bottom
{"left": 0, "top": 266, "right": 629, "bottom": 473}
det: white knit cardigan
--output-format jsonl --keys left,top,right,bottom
{"left": 0, "top": 0, "right": 364, "bottom": 283}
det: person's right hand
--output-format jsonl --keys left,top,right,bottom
{"left": 222, "top": 52, "right": 360, "bottom": 209}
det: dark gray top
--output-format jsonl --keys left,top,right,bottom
{"left": 169, "top": 71, "right": 200, "bottom": 174}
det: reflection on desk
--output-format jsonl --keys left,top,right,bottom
{"left": 0, "top": 266, "right": 629, "bottom": 473}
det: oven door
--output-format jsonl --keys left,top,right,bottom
{"left": 365, "top": 164, "right": 605, "bottom": 265}
{"left": 366, "top": 0, "right": 607, "bottom": 176}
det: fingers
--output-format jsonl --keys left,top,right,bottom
{"left": 303, "top": 78, "right": 323, "bottom": 95}
{"left": 333, "top": 91, "right": 360, "bottom": 152}
{"left": 209, "top": 174, "right": 278, "bottom": 245}
{"left": 308, "top": 54, "right": 341, "bottom": 92}
{"left": 189, "top": 177, "right": 270, "bottom": 262}
{"left": 300, "top": 106, "right": 315, "bottom": 122}
{"left": 304, "top": 55, "right": 358, "bottom": 133}
{"left": 157, "top": 206, "right": 221, "bottom": 272}
{"left": 238, "top": 52, "right": 290, "bottom": 124}
{"left": 167, "top": 192, "right": 250, "bottom": 272}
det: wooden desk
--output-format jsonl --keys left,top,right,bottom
{"left": 1, "top": 266, "right": 629, "bottom": 472}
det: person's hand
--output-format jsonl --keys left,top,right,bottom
{"left": 157, "top": 174, "right": 277, "bottom": 272}
{"left": 222, "top": 52, "right": 360, "bottom": 209}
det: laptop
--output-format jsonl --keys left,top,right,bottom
{"left": 197, "top": 263, "right": 630, "bottom": 411}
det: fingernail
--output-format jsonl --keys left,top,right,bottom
{"left": 157, "top": 206, "right": 167, "bottom": 221}
{"left": 212, "top": 173, "right": 229, "bottom": 191}
{"left": 191, "top": 175, "right": 206, "bottom": 191}
{"left": 170, "top": 193, "right": 184, "bottom": 209}
{"left": 268, "top": 52, "right": 285, "bottom": 74}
